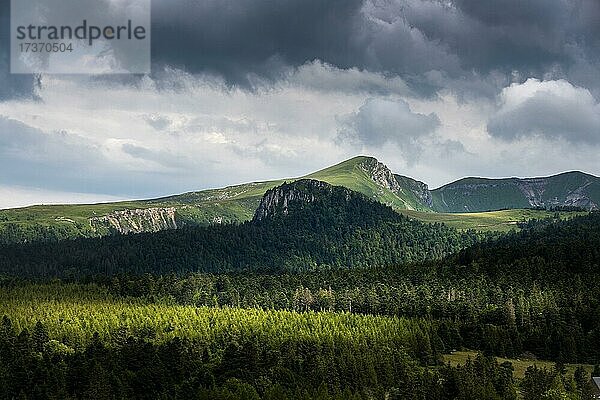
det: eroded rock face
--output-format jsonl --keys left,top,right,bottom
{"left": 253, "top": 180, "right": 343, "bottom": 221}
{"left": 518, "top": 178, "right": 598, "bottom": 210}
{"left": 516, "top": 178, "right": 547, "bottom": 207}
{"left": 358, "top": 158, "right": 402, "bottom": 194}
{"left": 358, "top": 157, "right": 433, "bottom": 209}
{"left": 90, "top": 207, "right": 177, "bottom": 234}
{"left": 396, "top": 175, "right": 433, "bottom": 208}
{"left": 561, "top": 182, "right": 597, "bottom": 209}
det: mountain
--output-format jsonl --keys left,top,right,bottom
{"left": 0, "top": 180, "right": 478, "bottom": 277}
{"left": 305, "top": 156, "right": 432, "bottom": 211}
{"left": 431, "top": 171, "right": 600, "bottom": 212}
{"left": 0, "top": 156, "right": 595, "bottom": 244}
{"left": 0, "top": 156, "right": 433, "bottom": 244}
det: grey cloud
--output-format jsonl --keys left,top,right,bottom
{"left": 0, "top": 117, "right": 214, "bottom": 197}
{"left": 338, "top": 98, "right": 440, "bottom": 164}
{"left": 284, "top": 60, "right": 411, "bottom": 96}
{"left": 230, "top": 139, "right": 305, "bottom": 170}
{"left": 121, "top": 142, "right": 196, "bottom": 170}
{"left": 144, "top": 114, "right": 172, "bottom": 131}
{"left": 437, "top": 139, "right": 469, "bottom": 159}
{"left": 0, "top": 0, "right": 38, "bottom": 101}
{"left": 3, "top": 0, "right": 599, "bottom": 100}
{"left": 0, "top": 117, "right": 110, "bottom": 192}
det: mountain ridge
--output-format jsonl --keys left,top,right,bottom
{"left": 431, "top": 170, "right": 599, "bottom": 212}
{"left": 0, "top": 156, "right": 596, "bottom": 244}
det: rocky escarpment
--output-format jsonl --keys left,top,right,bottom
{"left": 395, "top": 175, "right": 433, "bottom": 208}
{"left": 358, "top": 157, "right": 403, "bottom": 194}
{"left": 90, "top": 207, "right": 178, "bottom": 234}
{"left": 357, "top": 157, "right": 433, "bottom": 209}
{"left": 518, "top": 177, "right": 598, "bottom": 209}
{"left": 253, "top": 180, "right": 352, "bottom": 221}
{"left": 516, "top": 178, "right": 547, "bottom": 206}
{"left": 558, "top": 181, "right": 598, "bottom": 209}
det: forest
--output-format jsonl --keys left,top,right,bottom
{"left": 1, "top": 181, "right": 599, "bottom": 399}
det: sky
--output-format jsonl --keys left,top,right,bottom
{"left": 1, "top": 0, "right": 600, "bottom": 208}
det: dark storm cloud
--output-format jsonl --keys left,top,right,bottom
{"left": 1, "top": 0, "right": 600, "bottom": 99}
{"left": 151, "top": 0, "right": 364, "bottom": 85}
{"left": 397, "top": 0, "right": 565, "bottom": 72}
{"left": 0, "top": 0, "right": 38, "bottom": 101}
{"left": 146, "top": 0, "right": 600, "bottom": 97}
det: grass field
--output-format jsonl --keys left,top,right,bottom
{"left": 402, "top": 209, "right": 587, "bottom": 232}
{"left": 443, "top": 350, "right": 594, "bottom": 379}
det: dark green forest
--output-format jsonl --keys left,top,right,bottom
{"left": 0, "top": 181, "right": 481, "bottom": 277}
{"left": 1, "top": 181, "right": 599, "bottom": 399}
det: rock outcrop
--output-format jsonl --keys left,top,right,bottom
{"left": 357, "top": 157, "right": 433, "bottom": 209}
{"left": 90, "top": 207, "right": 177, "bottom": 234}
{"left": 358, "top": 157, "right": 403, "bottom": 194}
{"left": 253, "top": 180, "right": 349, "bottom": 221}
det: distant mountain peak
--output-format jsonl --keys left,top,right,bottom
{"left": 432, "top": 171, "right": 599, "bottom": 212}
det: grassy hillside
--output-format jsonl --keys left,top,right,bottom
{"left": 432, "top": 171, "right": 600, "bottom": 213}
{"left": 402, "top": 209, "right": 586, "bottom": 232}
{"left": 431, "top": 177, "right": 531, "bottom": 212}
{"left": 0, "top": 156, "right": 433, "bottom": 243}
{"left": 306, "top": 156, "right": 431, "bottom": 211}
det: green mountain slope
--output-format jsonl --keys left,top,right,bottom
{"left": 431, "top": 171, "right": 600, "bottom": 212}
{"left": 305, "top": 156, "right": 432, "bottom": 211}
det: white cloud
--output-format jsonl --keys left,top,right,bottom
{"left": 487, "top": 78, "right": 600, "bottom": 144}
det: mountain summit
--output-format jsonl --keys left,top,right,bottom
{"left": 304, "top": 156, "right": 432, "bottom": 212}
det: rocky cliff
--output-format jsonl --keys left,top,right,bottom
{"left": 253, "top": 180, "right": 352, "bottom": 221}
{"left": 395, "top": 175, "right": 433, "bottom": 208}
{"left": 90, "top": 207, "right": 178, "bottom": 234}
{"left": 357, "top": 157, "right": 403, "bottom": 194}
{"left": 356, "top": 157, "right": 433, "bottom": 210}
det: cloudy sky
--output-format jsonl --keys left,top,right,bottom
{"left": 1, "top": 0, "right": 600, "bottom": 208}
